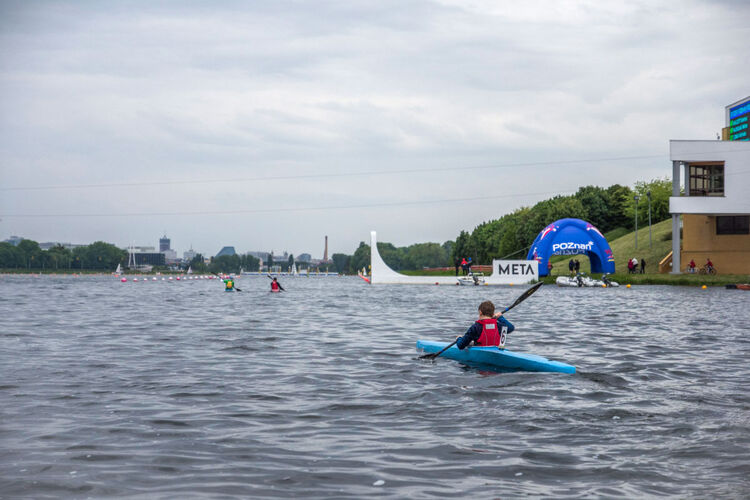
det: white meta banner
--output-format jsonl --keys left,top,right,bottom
{"left": 489, "top": 260, "right": 539, "bottom": 284}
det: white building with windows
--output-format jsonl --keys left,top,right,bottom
{"left": 669, "top": 139, "right": 750, "bottom": 274}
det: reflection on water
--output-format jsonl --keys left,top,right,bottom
{"left": 1, "top": 275, "right": 748, "bottom": 497}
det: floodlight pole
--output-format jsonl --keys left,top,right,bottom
{"left": 634, "top": 195, "right": 640, "bottom": 250}
{"left": 647, "top": 190, "right": 652, "bottom": 248}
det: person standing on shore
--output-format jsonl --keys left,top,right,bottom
{"left": 568, "top": 259, "right": 574, "bottom": 275}
{"left": 454, "top": 259, "right": 460, "bottom": 276}
{"left": 640, "top": 258, "right": 646, "bottom": 274}
{"left": 574, "top": 259, "right": 580, "bottom": 273}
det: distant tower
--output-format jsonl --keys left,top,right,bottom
{"left": 159, "top": 233, "right": 171, "bottom": 252}
{"left": 323, "top": 235, "right": 328, "bottom": 261}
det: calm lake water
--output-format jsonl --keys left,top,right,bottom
{"left": 1, "top": 274, "right": 748, "bottom": 498}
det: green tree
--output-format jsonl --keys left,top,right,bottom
{"left": 0, "top": 242, "right": 25, "bottom": 268}
{"left": 47, "top": 244, "right": 72, "bottom": 270}
{"left": 332, "top": 253, "right": 351, "bottom": 274}
{"left": 452, "top": 230, "right": 470, "bottom": 262}
{"left": 625, "top": 178, "right": 672, "bottom": 229}
{"left": 189, "top": 253, "right": 208, "bottom": 272}
{"left": 574, "top": 185, "right": 610, "bottom": 231}
{"left": 240, "top": 254, "right": 260, "bottom": 272}
{"left": 403, "top": 242, "right": 449, "bottom": 269}
{"left": 605, "top": 184, "right": 634, "bottom": 230}
{"left": 349, "top": 242, "right": 370, "bottom": 274}
{"left": 210, "top": 254, "right": 241, "bottom": 273}
{"left": 17, "top": 239, "right": 42, "bottom": 268}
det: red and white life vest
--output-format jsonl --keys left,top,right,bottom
{"left": 271, "top": 281, "right": 280, "bottom": 291}
{"left": 476, "top": 318, "right": 507, "bottom": 347}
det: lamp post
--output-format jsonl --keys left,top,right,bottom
{"left": 634, "top": 194, "right": 640, "bottom": 249}
{"left": 647, "top": 190, "right": 652, "bottom": 248}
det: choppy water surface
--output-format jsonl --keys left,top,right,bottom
{"left": 1, "top": 275, "right": 748, "bottom": 498}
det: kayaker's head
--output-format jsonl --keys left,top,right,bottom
{"left": 478, "top": 300, "right": 495, "bottom": 319}
{"left": 273, "top": 277, "right": 277, "bottom": 281}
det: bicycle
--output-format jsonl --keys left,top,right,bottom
{"left": 698, "top": 265, "right": 717, "bottom": 275}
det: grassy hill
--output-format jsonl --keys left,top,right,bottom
{"left": 549, "top": 219, "right": 673, "bottom": 275}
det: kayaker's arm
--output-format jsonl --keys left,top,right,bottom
{"left": 497, "top": 315, "right": 514, "bottom": 334}
{"left": 456, "top": 323, "right": 481, "bottom": 350}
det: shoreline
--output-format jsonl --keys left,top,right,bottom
{"left": 401, "top": 269, "right": 749, "bottom": 286}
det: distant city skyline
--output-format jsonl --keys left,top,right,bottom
{"left": 1, "top": 232, "right": 330, "bottom": 261}
{"left": 1, "top": 1, "right": 748, "bottom": 253}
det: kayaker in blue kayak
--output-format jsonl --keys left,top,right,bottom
{"left": 456, "top": 300, "right": 514, "bottom": 349}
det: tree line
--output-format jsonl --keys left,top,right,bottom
{"left": 329, "top": 178, "right": 672, "bottom": 273}
{"left": 0, "top": 240, "right": 128, "bottom": 271}
{"left": 0, "top": 240, "right": 264, "bottom": 274}
{"left": 186, "top": 253, "right": 260, "bottom": 274}
{"left": 2, "top": 179, "right": 671, "bottom": 274}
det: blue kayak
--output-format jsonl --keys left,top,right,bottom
{"left": 416, "top": 340, "right": 575, "bottom": 374}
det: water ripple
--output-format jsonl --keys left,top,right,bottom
{"left": 1, "top": 275, "right": 748, "bottom": 498}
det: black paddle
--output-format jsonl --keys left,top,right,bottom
{"left": 266, "top": 274, "right": 285, "bottom": 291}
{"left": 419, "top": 281, "right": 544, "bottom": 361}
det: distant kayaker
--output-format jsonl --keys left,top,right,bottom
{"left": 270, "top": 277, "right": 284, "bottom": 292}
{"left": 223, "top": 278, "right": 234, "bottom": 291}
{"left": 456, "top": 300, "right": 515, "bottom": 350}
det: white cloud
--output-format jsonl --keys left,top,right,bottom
{"left": 1, "top": 0, "right": 748, "bottom": 255}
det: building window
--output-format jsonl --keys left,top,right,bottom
{"left": 689, "top": 164, "right": 724, "bottom": 196}
{"left": 716, "top": 216, "right": 750, "bottom": 235}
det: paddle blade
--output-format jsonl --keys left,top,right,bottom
{"left": 419, "top": 339, "right": 459, "bottom": 361}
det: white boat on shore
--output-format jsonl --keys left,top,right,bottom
{"left": 556, "top": 273, "right": 619, "bottom": 287}
{"left": 457, "top": 272, "right": 486, "bottom": 286}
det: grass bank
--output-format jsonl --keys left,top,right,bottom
{"left": 542, "top": 273, "right": 748, "bottom": 286}
{"left": 548, "top": 219, "right": 674, "bottom": 275}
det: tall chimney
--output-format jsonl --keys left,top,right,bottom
{"left": 324, "top": 235, "right": 328, "bottom": 261}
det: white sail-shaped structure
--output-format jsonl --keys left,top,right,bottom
{"left": 369, "top": 231, "right": 538, "bottom": 285}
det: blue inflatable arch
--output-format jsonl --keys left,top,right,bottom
{"left": 526, "top": 218, "right": 615, "bottom": 277}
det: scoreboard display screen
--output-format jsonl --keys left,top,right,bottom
{"left": 729, "top": 100, "right": 750, "bottom": 141}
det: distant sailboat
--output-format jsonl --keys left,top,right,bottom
{"left": 114, "top": 263, "right": 122, "bottom": 276}
{"left": 187, "top": 266, "right": 193, "bottom": 274}
{"left": 291, "top": 262, "right": 298, "bottom": 276}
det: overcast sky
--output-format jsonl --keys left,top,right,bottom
{"left": 1, "top": 0, "right": 748, "bottom": 258}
